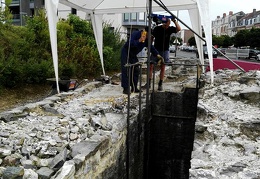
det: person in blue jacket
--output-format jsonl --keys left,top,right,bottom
{"left": 121, "top": 28, "right": 164, "bottom": 94}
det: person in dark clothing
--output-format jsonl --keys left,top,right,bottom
{"left": 143, "top": 17, "right": 181, "bottom": 91}
{"left": 121, "top": 28, "right": 164, "bottom": 94}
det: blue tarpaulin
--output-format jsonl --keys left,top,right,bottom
{"left": 152, "top": 13, "right": 172, "bottom": 24}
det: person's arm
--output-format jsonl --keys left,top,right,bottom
{"left": 150, "top": 45, "right": 159, "bottom": 56}
{"left": 145, "top": 34, "right": 164, "bottom": 62}
{"left": 172, "top": 18, "right": 181, "bottom": 32}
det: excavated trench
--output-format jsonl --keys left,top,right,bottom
{"left": 126, "top": 61, "right": 200, "bottom": 179}
{"left": 146, "top": 88, "right": 199, "bottom": 179}
{"left": 124, "top": 87, "right": 199, "bottom": 179}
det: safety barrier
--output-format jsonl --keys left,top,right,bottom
{"left": 225, "top": 49, "right": 249, "bottom": 59}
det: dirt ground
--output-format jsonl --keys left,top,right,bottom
{"left": 0, "top": 74, "right": 116, "bottom": 113}
{"left": 0, "top": 84, "right": 51, "bottom": 113}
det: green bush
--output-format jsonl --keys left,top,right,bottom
{"left": 22, "top": 58, "right": 53, "bottom": 84}
{"left": 0, "top": 11, "right": 123, "bottom": 89}
{"left": 103, "top": 22, "right": 124, "bottom": 72}
{"left": 0, "top": 58, "right": 24, "bottom": 88}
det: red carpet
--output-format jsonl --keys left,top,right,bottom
{"left": 207, "top": 58, "right": 260, "bottom": 72}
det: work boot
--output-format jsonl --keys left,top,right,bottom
{"left": 132, "top": 89, "right": 142, "bottom": 93}
{"left": 158, "top": 84, "right": 163, "bottom": 91}
{"left": 158, "top": 80, "right": 163, "bottom": 91}
{"left": 131, "top": 87, "right": 142, "bottom": 93}
{"left": 123, "top": 88, "right": 129, "bottom": 94}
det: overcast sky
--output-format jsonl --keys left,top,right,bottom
{"left": 169, "top": 0, "right": 259, "bottom": 29}
{"left": 210, "top": 0, "right": 258, "bottom": 20}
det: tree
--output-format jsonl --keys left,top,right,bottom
{"left": 248, "top": 28, "right": 260, "bottom": 48}
{"left": 233, "top": 29, "right": 250, "bottom": 47}
{"left": 102, "top": 22, "right": 124, "bottom": 71}
{"left": 211, "top": 35, "right": 233, "bottom": 48}
{"left": 212, "top": 35, "right": 223, "bottom": 47}
{"left": 222, "top": 35, "right": 233, "bottom": 47}
{"left": 170, "top": 36, "right": 182, "bottom": 45}
{"left": 0, "top": 12, "right": 124, "bottom": 89}
{"left": 188, "top": 36, "right": 196, "bottom": 46}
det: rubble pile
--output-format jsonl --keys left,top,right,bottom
{"left": 0, "top": 82, "right": 141, "bottom": 178}
{"left": 191, "top": 69, "right": 260, "bottom": 178}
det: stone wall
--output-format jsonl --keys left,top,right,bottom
{"left": 0, "top": 82, "right": 146, "bottom": 179}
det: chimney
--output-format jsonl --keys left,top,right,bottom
{"left": 223, "top": 13, "right": 226, "bottom": 18}
{"left": 229, "top": 11, "right": 233, "bottom": 15}
{"left": 253, "top": 9, "right": 256, "bottom": 14}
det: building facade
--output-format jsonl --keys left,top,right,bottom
{"left": 212, "top": 9, "right": 260, "bottom": 37}
{"left": 236, "top": 9, "right": 260, "bottom": 31}
{"left": 180, "top": 29, "right": 193, "bottom": 45}
{"left": 6, "top": 0, "right": 45, "bottom": 26}
{"left": 227, "top": 11, "right": 245, "bottom": 37}
{"left": 212, "top": 11, "right": 236, "bottom": 36}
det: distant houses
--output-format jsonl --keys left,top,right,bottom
{"left": 212, "top": 9, "right": 260, "bottom": 37}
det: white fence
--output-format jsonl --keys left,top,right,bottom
{"left": 225, "top": 49, "right": 249, "bottom": 59}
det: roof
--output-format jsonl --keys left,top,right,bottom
{"left": 239, "top": 10, "right": 260, "bottom": 21}
{"left": 59, "top": 0, "right": 199, "bottom": 14}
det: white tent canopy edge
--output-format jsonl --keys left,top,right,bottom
{"left": 46, "top": 0, "right": 60, "bottom": 93}
{"left": 46, "top": 0, "right": 214, "bottom": 93}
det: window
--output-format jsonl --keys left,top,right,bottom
{"left": 131, "top": 13, "right": 137, "bottom": 21}
{"left": 71, "top": 8, "right": 77, "bottom": 15}
{"left": 139, "top": 12, "right": 145, "bottom": 21}
{"left": 30, "top": 9, "right": 34, "bottom": 16}
{"left": 123, "top": 13, "right": 129, "bottom": 22}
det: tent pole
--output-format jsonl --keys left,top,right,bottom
{"left": 153, "top": 0, "right": 245, "bottom": 73}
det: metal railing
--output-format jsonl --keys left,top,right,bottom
{"left": 225, "top": 49, "right": 250, "bottom": 59}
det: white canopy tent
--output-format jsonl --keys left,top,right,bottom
{"left": 46, "top": 0, "right": 214, "bottom": 93}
